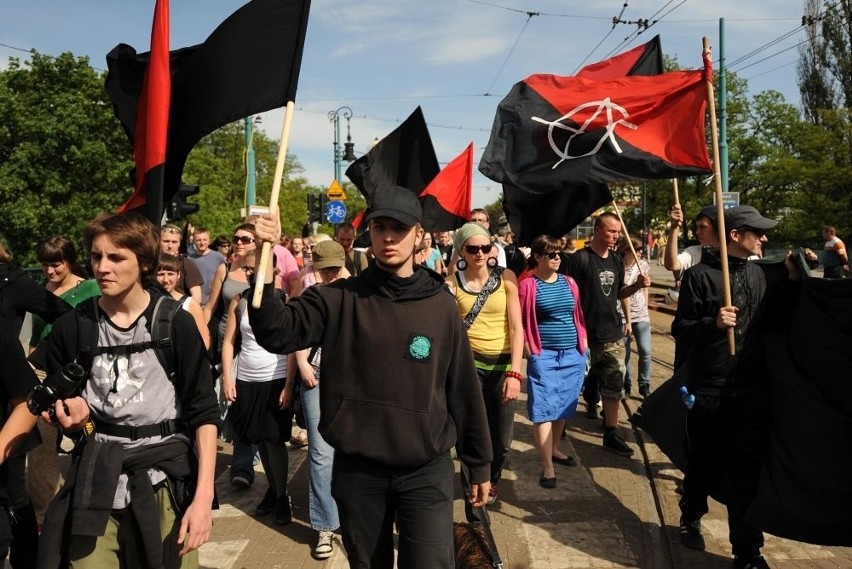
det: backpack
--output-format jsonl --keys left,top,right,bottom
{"left": 75, "top": 293, "right": 182, "bottom": 384}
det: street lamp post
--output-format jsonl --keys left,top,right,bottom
{"left": 244, "top": 115, "right": 261, "bottom": 208}
{"left": 328, "top": 106, "right": 356, "bottom": 181}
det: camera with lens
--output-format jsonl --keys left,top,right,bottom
{"left": 27, "top": 362, "right": 87, "bottom": 418}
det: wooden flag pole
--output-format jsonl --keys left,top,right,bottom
{"left": 703, "top": 37, "right": 735, "bottom": 355}
{"left": 672, "top": 178, "right": 680, "bottom": 209}
{"left": 610, "top": 201, "right": 643, "bottom": 272}
{"left": 252, "top": 101, "right": 296, "bottom": 308}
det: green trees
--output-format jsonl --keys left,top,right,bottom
{"left": 0, "top": 52, "right": 131, "bottom": 264}
{"left": 0, "top": 50, "right": 360, "bottom": 264}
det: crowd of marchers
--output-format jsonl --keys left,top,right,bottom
{"left": 0, "top": 188, "right": 845, "bottom": 569}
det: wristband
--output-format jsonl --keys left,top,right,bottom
{"left": 505, "top": 370, "right": 524, "bottom": 382}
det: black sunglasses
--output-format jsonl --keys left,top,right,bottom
{"left": 464, "top": 244, "right": 493, "bottom": 255}
{"left": 544, "top": 251, "right": 560, "bottom": 260}
{"left": 233, "top": 235, "right": 255, "bottom": 245}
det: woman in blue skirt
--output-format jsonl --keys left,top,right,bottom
{"left": 518, "top": 235, "right": 588, "bottom": 488}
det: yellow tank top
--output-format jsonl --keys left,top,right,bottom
{"left": 453, "top": 272, "right": 511, "bottom": 360}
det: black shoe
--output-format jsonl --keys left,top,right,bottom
{"left": 678, "top": 517, "right": 706, "bottom": 551}
{"left": 254, "top": 488, "right": 275, "bottom": 516}
{"left": 639, "top": 385, "right": 651, "bottom": 399}
{"left": 586, "top": 405, "right": 600, "bottom": 419}
{"left": 602, "top": 431, "right": 634, "bottom": 457}
{"left": 733, "top": 555, "right": 770, "bottom": 569}
{"left": 275, "top": 494, "right": 293, "bottom": 525}
{"left": 538, "top": 474, "right": 556, "bottom": 489}
{"left": 552, "top": 455, "right": 577, "bottom": 467}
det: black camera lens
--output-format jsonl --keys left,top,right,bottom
{"left": 53, "top": 363, "right": 86, "bottom": 395}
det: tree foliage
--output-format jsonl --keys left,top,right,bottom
{"left": 0, "top": 52, "right": 131, "bottom": 265}
{"left": 0, "top": 51, "right": 369, "bottom": 265}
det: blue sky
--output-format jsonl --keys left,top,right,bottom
{"left": 2, "top": 0, "right": 807, "bottom": 207}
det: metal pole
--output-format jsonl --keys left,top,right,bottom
{"left": 333, "top": 114, "right": 341, "bottom": 181}
{"left": 719, "top": 18, "right": 729, "bottom": 193}
{"left": 328, "top": 107, "right": 352, "bottom": 182}
{"left": 245, "top": 116, "right": 256, "bottom": 207}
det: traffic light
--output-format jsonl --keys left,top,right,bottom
{"left": 168, "top": 183, "right": 200, "bottom": 220}
{"left": 307, "top": 193, "right": 328, "bottom": 223}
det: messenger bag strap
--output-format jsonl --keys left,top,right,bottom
{"left": 462, "top": 267, "right": 504, "bottom": 330}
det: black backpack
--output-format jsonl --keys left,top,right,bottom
{"left": 75, "top": 294, "right": 182, "bottom": 384}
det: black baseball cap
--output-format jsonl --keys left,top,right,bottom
{"left": 364, "top": 187, "right": 422, "bottom": 227}
{"left": 725, "top": 205, "right": 778, "bottom": 230}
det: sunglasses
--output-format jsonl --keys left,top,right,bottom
{"left": 464, "top": 244, "right": 493, "bottom": 255}
{"left": 233, "top": 235, "right": 255, "bottom": 245}
{"left": 544, "top": 251, "right": 560, "bottom": 260}
{"left": 240, "top": 265, "right": 255, "bottom": 274}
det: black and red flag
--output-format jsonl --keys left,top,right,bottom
{"left": 494, "top": 36, "right": 670, "bottom": 244}
{"left": 344, "top": 106, "right": 440, "bottom": 201}
{"left": 479, "top": 66, "right": 712, "bottom": 192}
{"left": 576, "top": 34, "right": 664, "bottom": 79}
{"left": 106, "top": 0, "right": 312, "bottom": 222}
{"left": 419, "top": 143, "right": 473, "bottom": 231}
{"left": 119, "top": 0, "right": 170, "bottom": 222}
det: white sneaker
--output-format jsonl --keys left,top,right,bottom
{"left": 314, "top": 530, "right": 334, "bottom": 559}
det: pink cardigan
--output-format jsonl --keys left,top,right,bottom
{"left": 518, "top": 274, "right": 587, "bottom": 356}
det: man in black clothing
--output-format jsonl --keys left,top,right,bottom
{"left": 0, "top": 328, "right": 40, "bottom": 568}
{"left": 566, "top": 212, "right": 649, "bottom": 457}
{"left": 673, "top": 205, "right": 799, "bottom": 569}
{"left": 250, "top": 187, "right": 492, "bottom": 569}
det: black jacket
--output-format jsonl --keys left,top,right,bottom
{"left": 672, "top": 248, "right": 767, "bottom": 397}
{"left": 0, "top": 263, "right": 71, "bottom": 336}
{"left": 249, "top": 265, "right": 493, "bottom": 482}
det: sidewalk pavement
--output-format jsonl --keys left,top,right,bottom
{"left": 200, "top": 268, "right": 851, "bottom": 568}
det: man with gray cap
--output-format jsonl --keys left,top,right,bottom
{"left": 672, "top": 205, "right": 800, "bottom": 569}
{"left": 249, "top": 187, "right": 492, "bottom": 569}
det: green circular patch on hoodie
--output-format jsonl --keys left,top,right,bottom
{"left": 408, "top": 335, "right": 432, "bottom": 360}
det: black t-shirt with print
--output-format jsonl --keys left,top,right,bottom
{"left": 566, "top": 247, "right": 625, "bottom": 344}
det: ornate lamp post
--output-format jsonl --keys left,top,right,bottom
{"left": 328, "top": 106, "right": 356, "bottom": 181}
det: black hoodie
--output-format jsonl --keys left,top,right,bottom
{"left": 672, "top": 248, "right": 768, "bottom": 396}
{"left": 249, "top": 265, "right": 493, "bottom": 483}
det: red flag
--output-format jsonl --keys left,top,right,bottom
{"left": 119, "top": 0, "right": 170, "bottom": 221}
{"left": 419, "top": 143, "right": 473, "bottom": 231}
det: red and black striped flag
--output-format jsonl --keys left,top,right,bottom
{"left": 107, "top": 0, "right": 311, "bottom": 222}
{"left": 118, "top": 0, "right": 170, "bottom": 222}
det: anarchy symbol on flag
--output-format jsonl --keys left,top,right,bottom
{"left": 532, "top": 98, "right": 638, "bottom": 169}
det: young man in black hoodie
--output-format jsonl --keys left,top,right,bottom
{"left": 673, "top": 205, "right": 800, "bottom": 569}
{"left": 250, "top": 187, "right": 492, "bottom": 569}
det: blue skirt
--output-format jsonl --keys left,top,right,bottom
{"left": 527, "top": 348, "right": 586, "bottom": 423}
